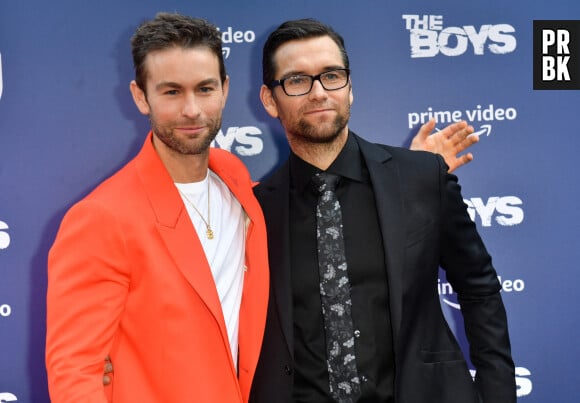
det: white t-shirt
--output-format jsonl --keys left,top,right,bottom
{"left": 175, "top": 169, "right": 246, "bottom": 369}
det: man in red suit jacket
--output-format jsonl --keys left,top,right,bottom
{"left": 46, "top": 13, "right": 269, "bottom": 402}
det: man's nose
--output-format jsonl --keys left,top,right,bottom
{"left": 308, "top": 79, "right": 328, "bottom": 99}
{"left": 182, "top": 94, "right": 202, "bottom": 118}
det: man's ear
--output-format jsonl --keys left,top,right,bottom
{"left": 129, "top": 80, "right": 150, "bottom": 115}
{"left": 221, "top": 75, "right": 230, "bottom": 107}
{"left": 260, "top": 84, "right": 279, "bottom": 119}
{"left": 349, "top": 79, "right": 353, "bottom": 106}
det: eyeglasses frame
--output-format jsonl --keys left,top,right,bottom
{"left": 268, "top": 68, "right": 351, "bottom": 96}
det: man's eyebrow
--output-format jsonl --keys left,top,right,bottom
{"left": 197, "top": 78, "right": 221, "bottom": 87}
{"left": 280, "top": 66, "right": 345, "bottom": 78}
{"left": 155, "top": 78, "right": 221, "bottom": 90}
{"left": 280, "top": 70, "right": 306, "bottom": 77}
{"left": 155, "top": 81, "right": 182, "bottom": 90}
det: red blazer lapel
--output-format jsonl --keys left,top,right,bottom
{"left": 134, "top": 133, "right": 228, "bottom": 339}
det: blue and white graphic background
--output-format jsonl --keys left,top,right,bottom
{"left": 1, "top": 1, "right": 578, "bottom": 401}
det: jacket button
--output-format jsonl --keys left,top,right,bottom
{"left": 284, "top": 365, "right": 293, "bottom": 375}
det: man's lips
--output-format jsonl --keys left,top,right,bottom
{"left": 304, "top": 108, "right": 333, "bottom": 115}
{"left": 176, "top": 126, "right": 205, "bottom": 134}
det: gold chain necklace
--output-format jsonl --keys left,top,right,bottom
{"left": 177, "top": 175, "right": 214, "bottom": 240}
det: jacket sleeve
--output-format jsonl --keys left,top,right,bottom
{"left": 46, "top": 199, "right": 130, "bottom": 403}
{"left": 437, "top": 156, "right": 516, "bottom": 403}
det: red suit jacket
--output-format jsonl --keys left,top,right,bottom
{"left": 46, "top": 133, "right": 269, "bottom": 402}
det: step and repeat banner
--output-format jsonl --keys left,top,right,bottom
{"left": 1, "top": 0, "right": 579, "bottom": 401}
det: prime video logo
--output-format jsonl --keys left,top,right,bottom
{"left": 218, "top": 26, "right": 256, "bottom": 59}
{"left": 439, "top": 276, "right": 525, "bottom": 309}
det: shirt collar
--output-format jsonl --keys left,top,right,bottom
{"left": 289, "top": 132, "right": 365, "bottom": 193}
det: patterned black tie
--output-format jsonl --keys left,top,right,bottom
{"left": 312, "top": 172, "right": 360, "bottom": 403}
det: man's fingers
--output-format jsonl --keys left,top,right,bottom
{"left": 447, "top": 123, "right": 472, "bottom": 143}
{"left": 105, "top": 362, "right": 113, "bottom": 374}
{"left": 417, "top": 118, "right": 436, "bottom": 139}
{"left": 103, "top": 355, "right": 113, "bottom": 386}
{"left": 454, "top": 130, "right": 478, "bottom": 151}
{"left": 448, "top": 153, "right": 474, "bottom": 173}
{"left": 440, "top": 120, "right": 468, "bottom": 139}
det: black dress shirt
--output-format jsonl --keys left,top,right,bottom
{"left": 288, "top": 134, "right": 395, "bottom": 402}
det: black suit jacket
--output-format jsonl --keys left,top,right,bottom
{"left": 250, "top": 132, "right": 516, "bottom": 403}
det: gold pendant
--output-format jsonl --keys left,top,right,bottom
{"left": 206, "top": 228, "right": 214, "bottom": 240}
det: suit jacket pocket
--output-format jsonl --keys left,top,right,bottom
{"left": 420, "top": 349, "right": 465, "bottom": 363}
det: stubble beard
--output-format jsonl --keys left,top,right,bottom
{"left": 151, "top": 115, "right": 222, "bottom": 155}
{"left": 289, "top": 103, "right": 350, "bottom": 145}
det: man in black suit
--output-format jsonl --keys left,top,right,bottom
{"left": 250, "top": 19, "right": 515, "bottom": 403}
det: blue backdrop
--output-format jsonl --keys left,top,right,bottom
{"left": 1, "top": 1, "right": 578, "bottom": 401}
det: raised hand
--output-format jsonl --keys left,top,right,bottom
{"left": 410, "top": 119, "right": 477, "bottom": 173}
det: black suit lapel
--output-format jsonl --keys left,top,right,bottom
{"left": 356, "top": 135, "right": 404, "bottom": 344}
{"left": 254, "top": 162, "right": 294, "bottom": 357}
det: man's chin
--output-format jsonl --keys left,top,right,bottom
{"left": 298, "top": 123, "right": 345, "bottom": 144}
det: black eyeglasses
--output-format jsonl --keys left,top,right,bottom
{"left": 269, "top": 68, "right": 350, "bottom": 96}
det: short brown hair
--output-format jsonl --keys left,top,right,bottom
{"left": 131, "top": 12, "right": 226, "bottom": 92}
